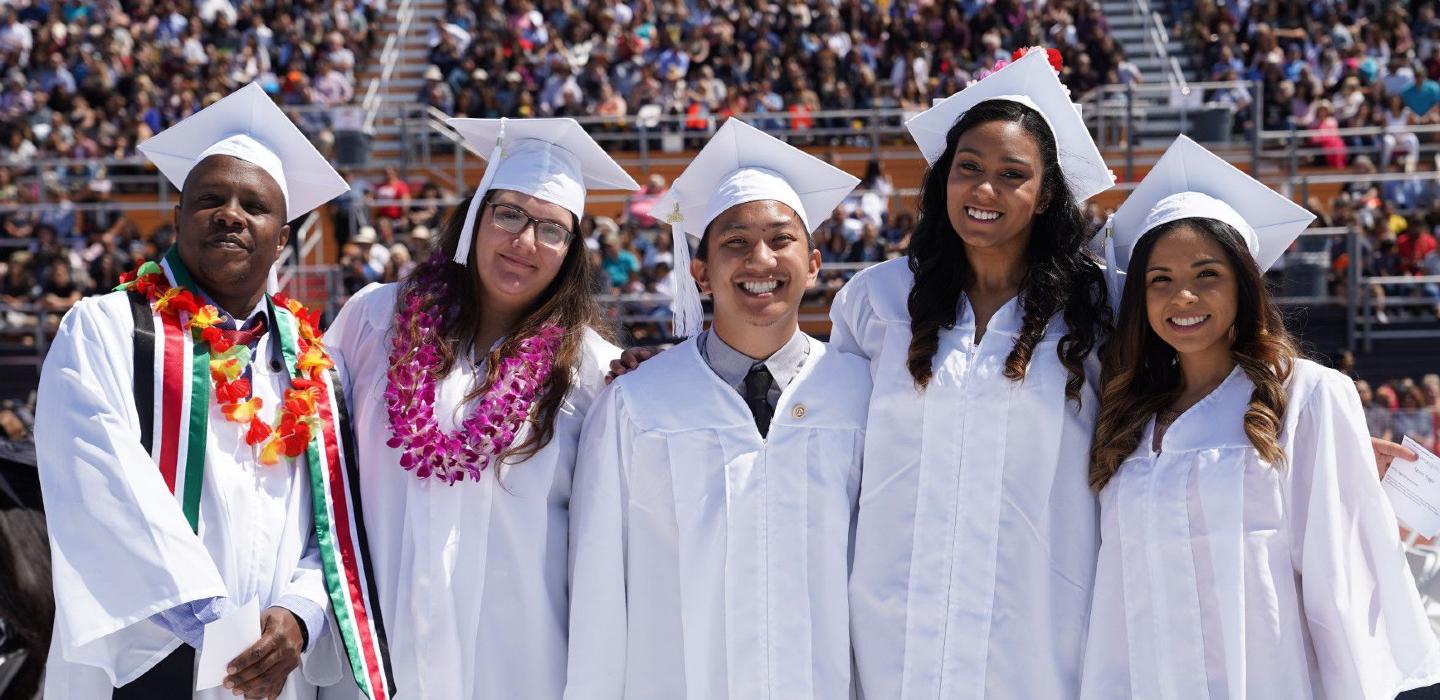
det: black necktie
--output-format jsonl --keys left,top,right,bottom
{"left": 743, "top": 364, "right": 774, "bottom": 438}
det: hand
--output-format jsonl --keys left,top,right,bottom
{"left": 1372, "top": 436, "right": 1417, "bottom": 479}
{"left": 604, "top": 346, "right": 657, "bottom": 385}
{"left": 224, "top": 607, "right": 304, "bottom": 699}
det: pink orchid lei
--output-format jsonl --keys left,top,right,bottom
{"left": 384, "top": 264, "right": 565, "bottom": 484}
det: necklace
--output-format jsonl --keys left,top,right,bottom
{"left": 118, "top": 258, "right": 333, "bottom": 464}
{"left": 383, "top": 263, "right": 564, "bottom": 484}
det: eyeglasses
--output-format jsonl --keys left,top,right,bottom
{"left": 487, "top": 202, "right": 573, "bottom": 249}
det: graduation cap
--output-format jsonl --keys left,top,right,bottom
{"left": 1103, "top": 135, "right": 1316, "bottom": 306}
{"left": 904, "top": 48, "right": 1115, "bottom": 203}
{"left": 652, "top": 118, "right": 859, "bottom": 337}
{"left": 446, "top": 117, "right": 640, "bottom": 265}
{"left": 137, "top": 82, "right": 348, "bottom": 222}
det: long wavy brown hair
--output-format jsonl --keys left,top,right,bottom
{"left": 905, "top": 100, "right": 1110, "bottom": 404}
{"left": 1089, "top": 218, "right": 1296, "bottom": 491}
{"left": 391, "top": 190, "right": 612, "bottom": 464}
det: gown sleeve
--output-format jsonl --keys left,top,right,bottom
{"left": 1287, "top": 370, "right": 1440, "bottom": 698}
{"left": 35, "top": 298, "right": 228, "bottom": 685}
{"left": 564, "top": 383, "right": 634, "bottom": 700}
{"left": 827, "top": 267, "right": 881, "bottom": 363}
{"left": 322, "top": 282, "right": 387, "bottom": 399}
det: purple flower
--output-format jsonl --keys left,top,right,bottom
{"left": 383, "top": 284, "right": 565, "bottom": 486}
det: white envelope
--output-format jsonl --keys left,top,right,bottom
{"left": 195, "top": 598, "right": 261, "bottom": 691}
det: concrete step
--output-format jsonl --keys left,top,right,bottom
{"left": 1108, "top": 18, "right": 1147, "bottom": 31}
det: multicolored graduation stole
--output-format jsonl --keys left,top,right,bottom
{"left": 122, "top": 250, "right": 395, "bottom": 699}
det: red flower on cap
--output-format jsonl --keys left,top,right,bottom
{"left": 1011, "top": 46, "right": 1063, "bottom": 73}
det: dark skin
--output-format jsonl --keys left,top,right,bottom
{"left": 173, "top": 155, "right": 291, "bottom": 319}
{"left": 223, "top": 608, "right": 307, "bottom": 699}
{"left": 173, "top": 155, "right": 304, "bottom": 699}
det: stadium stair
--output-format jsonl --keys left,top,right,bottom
{"left": 1096, "top": 0, "right": 1208, "bottom": 147}
{"left": 357, "top": 0, "right": 450, "bottom": 166}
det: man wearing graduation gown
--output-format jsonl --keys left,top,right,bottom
{"left": 565, "top": 118, "right": 871, "bottom": 699}
{"left": 34, "top": 83, "right": 393, "bottom": 700}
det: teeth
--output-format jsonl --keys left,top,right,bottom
{"left": 741, "top": 280, "right": 780, "bottom": 294}
{"left": 1171, "top": 315, "right": 1209, "bottom": 327}
{"left": 967, "top": 207, "right": 1001, "bottom": 221}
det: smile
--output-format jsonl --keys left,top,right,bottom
{"left": 738, "top": 279, "right": 782, "bottom": 296}
{"left": 497, "top": 252, "right": 538, "bottom": 270}
{"left": 206, "top": 235, "right": 251, "bottom": 252}
{"left": 966, "top": 207, "right": 1002, "bottom": 222}
{"left": 1167, "top": 314, "right": 1211, "bottom": 331}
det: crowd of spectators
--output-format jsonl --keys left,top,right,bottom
{"left": 1359, "top": 374, "right": 1440, "bottom": 451}
{"left": 420, "top": 0, "right": 1136, "bottom": 135}
{"left": 0, "top": 0, "right": 379, "bottom": 164}
{"left": 1335, "top": 347, "right": 1440, "bottom": 452}
{"left": 1314, "top": 155, "right": 1440, "bottom": 321}
{"left": 1189, "top": 0, "right": 1440, "bottom": 157}
{"left": 0, "top": 166, "right": 163, "bottom": 340}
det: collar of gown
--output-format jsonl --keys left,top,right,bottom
{"left": 955, "top": 293, "right": 1032, "bottom": 340}
{"left": 1145, "top": 365, "right": 1255, "bottom": 454}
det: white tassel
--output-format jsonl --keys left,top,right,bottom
{"left": 1102, "top": 216, "right": 1122, "bottom": 316}
{"left": 666, "top": 202, "right": 704, "bottom": 337}
{"left": 453, "top": 118, "right": 507, "bottom": 266}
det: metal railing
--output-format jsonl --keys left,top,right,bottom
{"left": 1134, "top": 0, "right": 1189, "bottom": 93}
{"left": 361, "top": 0, "right": 417, "bottom": 134}
{"left": 274, "top": 212, "right": 323, "bottom": 295}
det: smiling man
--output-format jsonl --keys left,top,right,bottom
{"left": 565, "top": 119, "right": 873, "bottom": 699}
{"left": 34, "top": 84, "right": 392, "bottom": 700}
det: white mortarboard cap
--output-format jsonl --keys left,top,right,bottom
{"left": 652, "top": 118, "right": 859, "bottom": 337}
{"left": 446, "top": 117, "right": 640, "bottom": 265}
{"left": 137, "top": 81, "right": 348, "bottom": 222}
{"left": 1102, "top": 135, "right": 1315, "bottom": 307}
{"left": 904, "top": 48, "right": 1115, "bottom": 203}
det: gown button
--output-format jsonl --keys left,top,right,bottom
{"left": 791, "top": 404, "right": 806, "bottom": 419}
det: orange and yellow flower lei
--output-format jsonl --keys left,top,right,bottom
{"left": 119, "top": 260, "right": 334, "bottom": 465}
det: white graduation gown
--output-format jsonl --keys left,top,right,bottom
{"left": 564, "top": 335, "right": 870, "bottom": 700}
{"left": 320, "top": 282, "right": 621, "bottom": 700}
{"left": 829, "top": 258, "right": 1100, "bottom": 700}
{"left": 35, "top": 291, "right": 342, "bottom": 699}
{"left": 1080, "top": 359, "right": 1440, "bottom": 699}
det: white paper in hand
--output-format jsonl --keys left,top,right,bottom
{"left": 1381, "top": 436, "right": 1440, "bottom": 538}
{"left": 195, "top": 598, "right": 261, "bottom": 691}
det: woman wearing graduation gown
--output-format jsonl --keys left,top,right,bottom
{"left": 321, "top": 118, "right": 638, "bottom": 699}
{"left": 830, "top": 49, "right": 1118, "bottom": 699}
{"left": 1081, "top": 136, "right": 1440, "bottom": 698}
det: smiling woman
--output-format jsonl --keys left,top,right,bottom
{"left": 1081, "top": 136, "right": 1440, "bottom": 699}
{"left": 831, "top": 47, "right": 1119, "bottom": 699}
{"left": 321, "top": 117, "right": 639, "bottom": 700}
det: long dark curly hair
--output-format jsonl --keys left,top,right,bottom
{"left": 1089, "top": 218, "right": 1295, "bottom": 491}
{"left": 905, "top": 100, "right": 1110, "bottom": 404}
{"left": 390, "top": 190, "right": 612, "bottom": 464}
